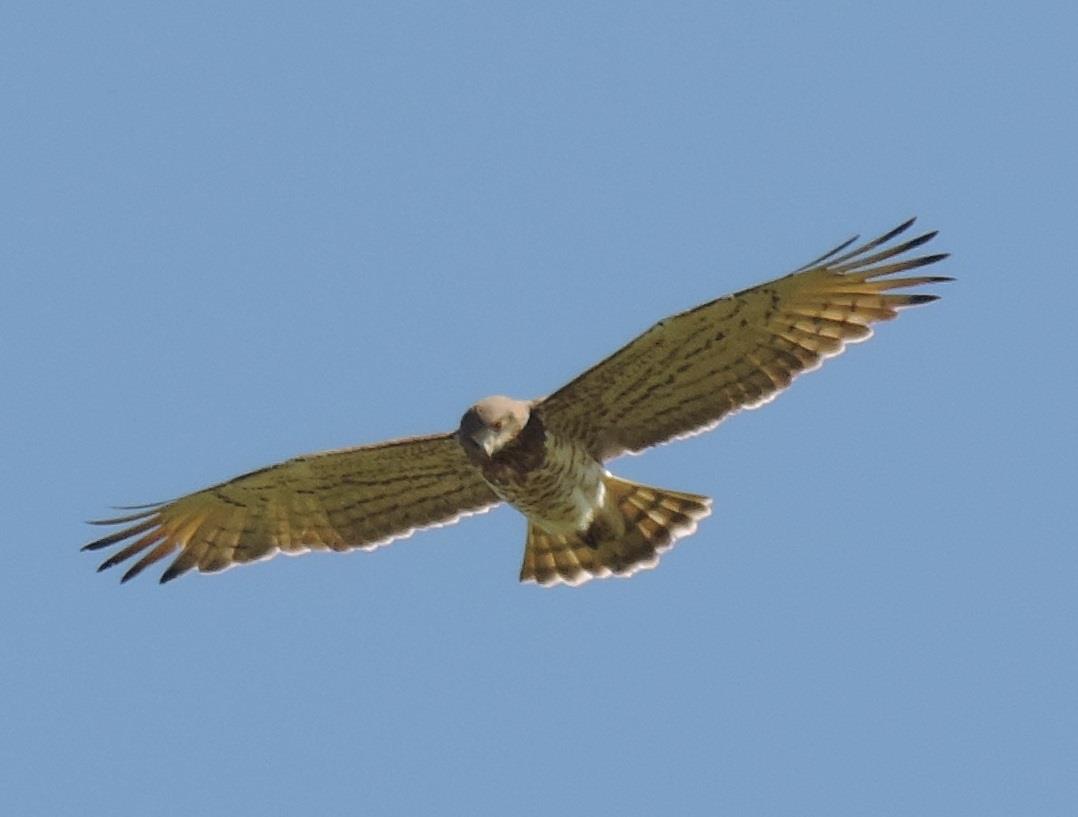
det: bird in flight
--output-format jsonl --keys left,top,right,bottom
{"left": 85, "top": 219, "right": 950, "bottom": 586}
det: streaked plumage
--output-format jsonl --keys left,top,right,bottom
{"left": 84, "top": 219, "right": 950, "bottom": 586}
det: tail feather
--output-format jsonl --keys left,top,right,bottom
{"left": 520, "top": 476, "right": 712, "bottom": 586}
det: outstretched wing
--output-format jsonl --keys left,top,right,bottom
{"left": 539, "top": 219, "right": 951, "bottom": 460}
{"left": 84, "top": 433, "right": 500, "bottom": 583}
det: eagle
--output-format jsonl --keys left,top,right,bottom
{"left": 84, "top": 219, "right": 950, "bottom": 586}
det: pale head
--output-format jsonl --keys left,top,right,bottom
{"left": 457, "top": 395, "right": 531, "bottom": 462}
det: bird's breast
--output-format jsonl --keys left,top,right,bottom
{"left": 483, "top": 431, "right": 605, "bottom": 535}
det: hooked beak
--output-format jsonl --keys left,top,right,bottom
{"left": 472, "top": 427, "right": 498, "bottom": 458}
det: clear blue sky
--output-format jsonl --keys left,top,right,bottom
{"left": 3, "top": 3, "right": 1075, "bottom": 815}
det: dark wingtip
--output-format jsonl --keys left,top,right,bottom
{"left": 903, "top": 230, "right": 938, "bottom": 252}
{"left": 900, "top": 252, "right": 950, "bottom": 272}
{"left": 906, "top": 294, "right": 941, "bottom": 305}
{"left": 97, "top": 554, "right": 123, "bottom": 572}
{"left": 878, "top": 217, "right": 917, "bottom": 244}
{"left": 87, "top": 510, "right": 159, "bottom": 526}
{"left": 81, "top": 519, "right": 157, "bottom": 552}
{"left": 159, "top": 565, "right": 184, "bottom": 584}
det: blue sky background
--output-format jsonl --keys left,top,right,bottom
{"left": 3, "top": 3, "right": 1076, "bottom": 815}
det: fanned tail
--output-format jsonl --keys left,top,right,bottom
{"left": 520, "top": 476, "right": 712, "bottom": 586}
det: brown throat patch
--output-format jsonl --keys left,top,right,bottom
{"left": 483, "top": 411, "right": 547, "bottom": 483}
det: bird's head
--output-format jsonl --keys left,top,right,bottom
{"left": 457, "top": 396, "right": 531, "bottom": 463}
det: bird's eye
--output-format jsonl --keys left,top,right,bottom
{"left": 493, "top": 420, "right": 504, "bottom": 431}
